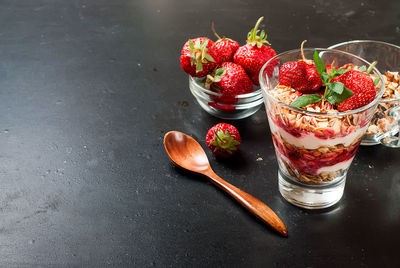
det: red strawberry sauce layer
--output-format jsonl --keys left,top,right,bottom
{"left": 272, "top": 133, "right": 361, "bottom": 175}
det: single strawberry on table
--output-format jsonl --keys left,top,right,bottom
{"left": 180, "top": 37, "right": 220, "bottom": 77}
{"left": 210, "top": 22, "right": 240, "bottom": 63}
{"left": 206, "top": 123, "right": 241, "bottom": 157}
{"left": 233, "top": 16, "right": 277, "bottom": 85}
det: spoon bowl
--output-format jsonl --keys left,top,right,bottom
{"left": 164, "top": 131, "right": 210, "bottom": 173}
{"left": 164, "top": 131, "right": 288, "bottom": 237}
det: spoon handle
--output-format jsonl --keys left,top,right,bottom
{"left": 204, "top": 168, "right": 288, "bottom": 237}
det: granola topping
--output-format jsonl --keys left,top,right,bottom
{"left": 366, "top": 71, "right": 400, "bottom": 136}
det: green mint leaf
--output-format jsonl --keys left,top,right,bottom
{"left": 373, "top": 78, "right": 380, "bottom": 86}
{"left": 313, "top": 50, "right": 326, "bottom": 79}
{"left": 335, "top": 68, "right": 350, "bottom": 75}
{"left": 325, "top": 87, "right": 354, "bottom": 105}
{"left": 321, "top": 72, "right": 330, "bottom": 83}
{"left": 358, "top": 65, "right": 367, "bottom": 72}
{"left": 336, "top": 87, "right": 354, "bottom": 103}
{"left": 329, "top": 81, "right": 345, "bottom": 94}
{"left": 290, "top": 94, "right": 322, "bottom": 108}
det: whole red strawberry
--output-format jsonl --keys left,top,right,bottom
{"left": 279, "top": 61, "right": 322, "bottom": 93}
{"left": 180, "top": 37, "right": 220, "bottom": 77}
{"left": 233, "top": 17, "right": 277, "bottom": 85}
{"left": 205, "top": 62, "right": 253, "bottom": 106}
{"left": 210, "top": 22, "right": 239, "bottom": 63}
{"left": 279, "top": 41, "right": 323, "bottom": 92}
{"left": 206, "top": 123, "right": 241, "bottom": 157}
{"left": 333, "top": 70, "right": 376, "bottom": 111}
{"left": 279, "top": 61, "right": 308, "bottom": 91}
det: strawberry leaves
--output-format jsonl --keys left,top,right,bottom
{"left": 204, "top": 67, "right": 226, "bottom": 90}
{"left": 246, "top": 16, "right": 271, "bottom": 48}
{"left": 189, "top": 39, "right": 215, "bottom": 73}
{"left": 210, "top": 129, "right": 240, "bottom": 154}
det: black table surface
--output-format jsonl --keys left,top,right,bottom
{"left": 1, "top": 0, "right": 399, "bottom": 267}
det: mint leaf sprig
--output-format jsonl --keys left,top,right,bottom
{"left": 313, "top": 50, "right": 353, "bottom": 105}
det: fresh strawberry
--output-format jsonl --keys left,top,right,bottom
{"left": 210, "top": 22, "right": 239, "bottom": 63}
{"left": 304, "top": 63, "right": 323, "bottom": 91}
{"left": 206, "top": 123, "right": 241, "bottom": 157}
{"left": 180, "top": 37, "right": 220, "bottom": 77}
{"left": 279, "top": 61, "right": 308, "bottom": 91}
{"left": 233, "top": 17, "right": 277, "bottom": 85}
{"left": 205, "top": 62, "right": 253, "bottom": 106}
{"left": 279, "top": 41, "right": 322, "bottom": 93}
{"left": 332, "top": 70, "right": 376, "bottom": 111}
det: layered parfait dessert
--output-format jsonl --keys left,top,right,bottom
{"left": 268, "top": 85, "right": 374, "bottom": 184}
{"left": 264, "top": 44, "right": 383, "bottom": 185}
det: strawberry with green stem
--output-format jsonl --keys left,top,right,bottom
{"left": 279, "top": 40, "right": 323, "bottom": 93}
{"left": 204, "top": 62, "right": 253, "bottom": 111}
{"left": 180, "top": 37, "right": 220, "bottom": 77}
{"left": 206, "top": 123, "right": 241, "bottom": 157}
{"left": 233, "top": 16, "right": 277, "bottom": 85}
{"left": 211, "top": 22, "right": 240, "bottom": 63}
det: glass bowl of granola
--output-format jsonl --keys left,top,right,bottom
{"left": 328, "top": 40, "right": 400, "bottom": 147}
{"left": 259, "top": 48, "right": 385, "bottom": 209}
{"left": 189, "top": 76, "right": 264, "bottom": 120}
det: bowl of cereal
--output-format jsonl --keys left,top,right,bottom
{"left": 328, "top": 40, "right": 400, "bottom": 147}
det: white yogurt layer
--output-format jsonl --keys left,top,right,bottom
{"left": 268, "top": 118, "right": 367, "bottom": 150}
{"left": 316, "top": 157, "right": 354, "bottom": 174}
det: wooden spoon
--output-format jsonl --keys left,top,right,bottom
{"left": 163, "top": 131, "right": 288, "bottom": 237}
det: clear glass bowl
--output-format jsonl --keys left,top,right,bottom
{"left": 259, "top": 48, "right": 385, "bottom": 209}
{"left": 188, "top": 76, "right": 264, "bottom": 120}
{"left": 328, "top": 40, "right": 400, "bottom": 147}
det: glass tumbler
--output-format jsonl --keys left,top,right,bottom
{"left": 259, "top": 48, "right": 385, "bottom": 209}
{"left": 328, "top": 40, "right": 400, "bottom": 147}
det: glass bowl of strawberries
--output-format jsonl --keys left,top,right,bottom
{"left": 328, "top": 40, "right": 400, "bottom": 147}
{"left": 259, "top": 46, "right": 385, "bottom": 209}
{"left": 188, "top": 75, "right": 264, "bottom": 120}
{"left": 180, "top": 17, "right": 276, "bottom": 120}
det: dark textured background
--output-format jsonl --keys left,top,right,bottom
{"left": 0, "top": 0, "right": 399, "bottom": 267}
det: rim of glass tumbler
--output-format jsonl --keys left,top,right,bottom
{"left": 328, "top": 40, "right": 400, "bottom": 102}
{"left": 189, "top": 75, "right": 263, "bottom": 100}
{"left": 259, "top": 48, "right": 385, "bottom": 116}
